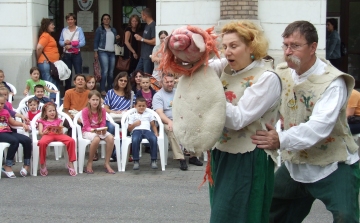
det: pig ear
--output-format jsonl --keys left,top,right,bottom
{"left": 192, "top": 33, "right": 205, "bottom": 52}
{"left": 163, "top": 34, "right": 171, "bottom": 52}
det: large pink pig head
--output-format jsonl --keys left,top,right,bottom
{"left": 159, "top": 25, "right": 219, "bottom": 76}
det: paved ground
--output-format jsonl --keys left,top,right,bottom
{"left": 0, "top": 96, "right": 334, "bottom": 222}
{"left": 1, "top": 150, "right": 333, "bottom": 223}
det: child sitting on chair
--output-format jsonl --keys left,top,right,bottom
{"left": 0, "top": 94, "right": 31, "bottom": 178}
{"left": 0, "top": 87, "right": 13, "bottom": 110}
{"left": 128, "top": 97, "right": 158, "bottom": 170}
{"left": 0, "top": 70, "right": 14, "bottom": 98}
{"left": 37, "top": 102, "right": 76, "bottom": 176}
{"left": 23, "top": 67, "right": 58, "bottom": 96}
{"left": 33, "top": 84, "right": 53, "bottom": 105}
{"left": 25, "top": 98, "right": 41, "bottom": 121}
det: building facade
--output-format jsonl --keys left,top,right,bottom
{"left": 0, "top": 0, "right": 358, "bottom": 96}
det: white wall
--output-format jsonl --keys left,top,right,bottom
{"left": 258, "top": 0, "right": 327, "bottom": 66}
{"left": 0, "top": 0, "right": 48, "bottom": 96}
{"left": 156, "top": 0, "right": 221, "bottom": 45}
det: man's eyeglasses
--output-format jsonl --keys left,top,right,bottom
{"left": 281, "top": 43, "right": 308, "bottom": 51}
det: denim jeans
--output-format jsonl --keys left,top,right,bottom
{"left": 98, "top": 51, "right": 115, "bottom": 92}
{"left": 135, "top": 58, "right": 154, "bottom": 74}
{"left": 131, "top": 129, "right": 158, "bottom": 161}
{"left": 37, "top": 62, "right": 60, "bottom": 100}
{"left": 0, "top": 132, "right": 32, "bottom": 166}
{"left": 62, "top": 52, "right": 82, "bottom": 91}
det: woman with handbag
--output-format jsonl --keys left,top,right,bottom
{"left": 36, "top": 18, "right": 60, "bottom": 93}
{"left": 94, "top": 14, "right": 120, "bottom": 96}
{"left": 59, "top": 13, "right": 86, "bottom": 92}
{"left": 122, "top": 14, "right": 141, "bottom": 76}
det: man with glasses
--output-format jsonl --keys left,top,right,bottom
{"left": 252, "top": 20, "right": 359, "bottom": 222}
{"left": 153, "top": 74, "right": 203, "bottom": 170}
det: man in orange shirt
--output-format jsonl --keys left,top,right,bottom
{"left": 346, "top": 89, "right": 360, "bottom": 134}
{"left": 63, "top": 74, "right": 89, "bottom": 136}
{"left": 63, "top": 74, "right": 89, "bottom": 117}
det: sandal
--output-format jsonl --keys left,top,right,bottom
{"left": 93, "top": 153, "right": 99, "bottom": 161}
{"left": 2, "top": 167, "right": 16, "bottom": 178}
{"left": 20, "top": 167, "right": 28, "bottom": 177}
{"left": 67, "top": 163, "right": 76, "bottom": 176}
{"left": 40, "top": 165, "right": 48, "bottom": 176}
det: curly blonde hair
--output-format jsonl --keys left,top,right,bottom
{"left": 221, "top": 21, "right": 268, "bottom": 60}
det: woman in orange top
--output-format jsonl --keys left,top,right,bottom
{"left": 36, "top": 18, "right": 60, "bottom": 96}
{"left": 346, "top": 89, "right": 360, "bottom": 134}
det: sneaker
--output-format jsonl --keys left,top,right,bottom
{"left": 151, "top": 160, "right": 158, "bottom": 169}
{"left": 179, "top": 159, "right": 188, "bottom": 171}
{"left": 189, "top": 157, "right": 203, "bottom": 166}
{"left": 133, "top": 161, "right": 139, "bottom": 170}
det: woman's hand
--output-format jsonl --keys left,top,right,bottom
{"left": 22, "top": 124, "right": 30, "bottom": 132}
{"left": 116, "top": 35, "right": 120, "bottom": 40}
{"left": 133, "top": 52, "right": 138, "bottom": 59}
{"left": 94, "top": 51, "right": 98, "bottom": 59}
{"left": 64, "top": 40, "right": 71, "bottom": 45}
{"left": 23, "top": 89, "right": 28, "bottom": 96}
{"left": 65, "top": 45, "right": 72, "bottom": 50}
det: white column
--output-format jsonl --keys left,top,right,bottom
{"left": 258, "top": 0, "right": 327, "bottom": 66}
{"left": 156, "top": 0, "right": 221, "bottom": 45}
{"left": 0, "top": 0, "right": 48, "bottom": 95}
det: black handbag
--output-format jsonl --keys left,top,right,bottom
{"left": 42, "top": 52, "right": 60, "bottom": 80}
{"left": 348, "top": 116, "right": 360, "bottom": 124}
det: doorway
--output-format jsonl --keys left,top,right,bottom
{"left": 327, "top": 0, "right": 360, "bottom": 87}
{"left": 341, "top": 0, "right": 360, "bottom": 87}
{"left": 112, "top": 0, "right": 156, "bottom": 34}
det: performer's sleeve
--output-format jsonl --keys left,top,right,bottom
{"left": 208, "top": 58, "right": 227, "bottom": 77}
{"left": 278, "top": 77, "right": 347, "bottom": 151}
{"left": 224, "top": 71, "right": 281, "bottom": 130}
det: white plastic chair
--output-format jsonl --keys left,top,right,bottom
{"left": 45, "top": 81, "right": 60, "bottom": 107}
{"left": 121, "top": 108, "right": 167, "bottom": 171}
{"left": 6, "top": 82, "right": 16, "bottom": 104}
{"left": 14, "top": 103, "right": 42, "bottom": 162}
{"left": 74, "top": 111, "right": 121, "bottom": 173}
{"left": 0, "top": 143, "right": 11, "bottom": 179}
{"left": 18, "top": 95, "right": 44, "bottom": 109}
{"left": 30, "top": 111, "right": 78, "bottom": 176}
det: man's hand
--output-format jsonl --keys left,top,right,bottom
{"left": 250, "top": 123, "right": 280, "bottom": 150}
{"left": 134, "top": 34, "right": 142, "bottom": 41}
{"left": 167, "top": 120, "right": 173, "bottom": 131}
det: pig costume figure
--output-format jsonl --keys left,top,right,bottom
{"left": 158, "top": 26, "right": 226, "bottom": 157}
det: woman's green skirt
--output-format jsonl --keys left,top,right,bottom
{"left": 209, "top": 148, "right": 275, "bottom": 223}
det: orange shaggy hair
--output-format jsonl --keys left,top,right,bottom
{"left": 158, "top": 26, "right": 220, "bottom": 76}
